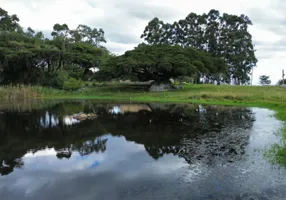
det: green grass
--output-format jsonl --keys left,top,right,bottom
{"left": 1, "top": 83, "right": 286, "bottom": 122}
{"left": 50, "top": 84, "right": 286, "bottom": 110}
{"left": 1, "top": 83, "right": 286, "bottom": 106}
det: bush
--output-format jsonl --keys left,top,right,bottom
{"left": 41, "top": 71, "right": 68, "bottom": 89}
{"left": 64, "top": 64, "right": 85, "bottom": 79}
{"left": 120, "top": 75, "right": 138, "bottom": 82}
{"left": 175, "top": 76, "right": 195, "bottom": 84}
{"left": 63, "top": 77, "right": 83, "bottom": 90}
{"left": 92, "top": 70, "right": 114, "bottom": 82}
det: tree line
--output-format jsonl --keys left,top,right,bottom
{"left": 0, "top": 7, "right": 257, "bottom": 89}
{"left": 0, "top": 7, "right": 110, "bottom": 89}
{"left": 140, "top": 9, "right": 257, "bottom": 85}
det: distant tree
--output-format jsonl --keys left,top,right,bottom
{"left": 70, "top": 24, "right": 106, "bottom": 47}
{"left": 0, "top": 7, "right": 21, "bottom": 32}
{"left": 51, "top": 23, "right": 70, "bottom": 39}
{"left": 277, "top": 79, "right": 286, "bottom": 85}
{"left": 259, "top": 75, "right": 271, "bottom": 85}
{"left": 25, "top": 27, "right": 35, "bottom": 37}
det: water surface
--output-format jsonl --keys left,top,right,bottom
{"left": 0, "top": 101, "right": 285, "bottom": 200}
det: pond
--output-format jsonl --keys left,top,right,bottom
{"left": 0, "top": 100, "right": 286, "bottom": 200}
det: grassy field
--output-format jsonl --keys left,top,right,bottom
{"left": 1, "top": 83, "right": 286, "bottom": 105}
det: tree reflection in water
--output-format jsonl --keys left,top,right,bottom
{"left": 0, "top": 101, "right": 256, "bottom": 176}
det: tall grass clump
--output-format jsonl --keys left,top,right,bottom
{"left": 0, "top": 85, "right": 41, "bottom": 99}
{"left": 0, "top": 85, "right": 67, "bottom": 100}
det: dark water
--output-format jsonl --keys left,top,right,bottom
{"left": 0, "top": 101, "right": 285, "bottom": 200}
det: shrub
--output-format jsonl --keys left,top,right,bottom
{"left": 63, "top": 77, "right": 83, "bottom": 90}
{"left": 41, "top": 71, "right": 69, "bottom": 89}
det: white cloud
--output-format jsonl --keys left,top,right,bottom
{"left": 24, "top": 148, "right": 57, "bottom": 158}
{"left": 1, "top": 0, "right": 285, "bottom": 84}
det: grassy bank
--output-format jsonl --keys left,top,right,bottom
{"left": 1, "top": 83, "right": 286, "bottom": 121}
{"left": 0, "top": 83, "right": 285, "bottom": 104}
{"left": 1, "top": 84, "right": 286, "bottom": 106}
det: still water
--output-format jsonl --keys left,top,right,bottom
{"left": 0, "top": 101, "right": 286, "bottom": 200}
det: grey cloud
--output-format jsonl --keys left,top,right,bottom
{"left": 105, "top": 44, "right": 136, "bottom": 55}
{"left": 105, "top": 32, "right": 139, "bottom": 44}
{"left": 88, "top": 16, "right": 141, "bottom": 44}
{"left": 253, "top": 38, "right": 286, "bottom": 60}
{"left": 128, "top": 11, "right": 154, "bottom": 21}
{"left": 5, "top": 0, "right": 286, "bottom": 56}
{"left": 86, "top": 0, "right": 96, "bottom": 8}
{"left": 245, "top": 0, "right": 286, "bottom": 60}
{"left": 126, "top": 7, "right": 180, "bottom": 22}
{"left": 255, "top": 41, "right": 286, "bottom": 53}
{"left": 113, "top": 1, "right": 181, "bottom": 21}
{"left": 86, "top": 0, "right": 286, "bottom": 54}
{"left": 248, "top": 9, "right": 286, "bottom": 35}
{"left": 87, "top": 0, "right": 180, "bottom": 20}
{"left": 253, "top": 42, "right": 284, "bottom": 60}
{"left": 247, "top": 0, "right": 286, "bottom": 35}
{"left": 3, "top": 0, "right": 178, "bottom": 53}
{"left": 84, "top": 0, "right": 181, "bottom": 48}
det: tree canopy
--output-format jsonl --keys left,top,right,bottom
{"left": 141, "top": 9, "right": 257, "bottom": 85}
{"left": 103, "top": 44, "right": 227, "bottom": 83}
{"left": 0, "top": 7, "right": 109, "bottom": 88}
{"left": 0, "top": 7, "right": 258, "bottom": 88}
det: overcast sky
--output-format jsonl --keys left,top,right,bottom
{"left": 1, "top": 0, "right": 285, "bottom": 84}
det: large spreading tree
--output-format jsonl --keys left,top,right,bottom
{"left": 103, "top": 43, "right": 227, "bottom": 83}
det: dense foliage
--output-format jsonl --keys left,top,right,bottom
{"left": 103, "top": 44, "right": 227, "bottom": 83}
{"left": 141, "top": 9, "right": 257, "bottom": 85}
{"left": 0, "top": 7, "right": 257, "bottom": 89}
{"left": 0, "top": 7, "right": 109, "bottom": 89}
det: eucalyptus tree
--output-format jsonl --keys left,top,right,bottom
{"left": 71, "top": 24, "right": 106, "bottom": 47}
{"left": 0, "top": 7, "right": 20, "bottom": 32}
{"left": 140, "top": 17, "right": 167, "bottom": 45}
{"left": 141, "top": 9, "right": 257, "bottom": 84}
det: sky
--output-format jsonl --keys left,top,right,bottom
{"left": 0, "top": 0, "right": 285, "bottom": 85}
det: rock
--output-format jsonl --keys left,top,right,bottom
{"left": 73, "top": 114, "right": 87, "bottom": 120}
{"left": 73, "top": 113, "right": 98, "bottom": 120}
{"left": 174, "top": 85, "right": 184, "bottom": 90}
{"left": 119, "top": 80, "right": 131, "bottom": 83}
{"left": 149, "top": 80, "right": 172, "bottom": 92}
{"left": 87, "top": 113, "right": 98, "bottom": 118}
